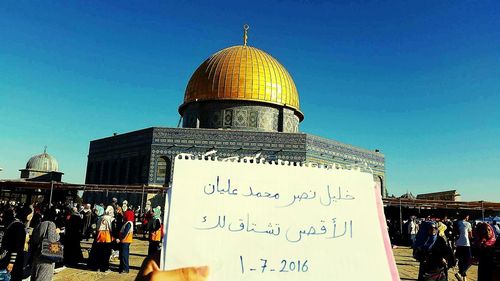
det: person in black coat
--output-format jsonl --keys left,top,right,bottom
{"left": 63, "top": 207, "right": 83, "bottom": 266}
{"left": 414, "top": 222, "right": 455, "bottom": 281}
{"left": 0, "top": 208, "right": 27, "bottom": 281}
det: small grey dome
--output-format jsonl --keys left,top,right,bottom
{"left": 26, "top": 151, "right": 59, "bottom": 172}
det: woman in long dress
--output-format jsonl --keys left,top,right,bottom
{"left": 64, "top": 207, "right": 83, "bottom": 266}
{"left": 30, "top": 220, "right": 60, "bottom": 281}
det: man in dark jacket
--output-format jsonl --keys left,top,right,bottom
{"left": 0, "top": 208, "right": 27, "bottom": 281}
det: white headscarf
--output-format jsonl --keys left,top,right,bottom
{"left": 105, "top": 205, "right": 114, "bottom": 217}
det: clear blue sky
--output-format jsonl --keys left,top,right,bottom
{"left": 0, "top": 1, "right": 499, "bottom": 201}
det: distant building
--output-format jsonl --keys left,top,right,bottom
{"left": 416, "top": 190, "right": 461, "bottom": 201}
{"left": 19, "top": 148, "right": 64, "bottom": 182}
{"left": 0, "top": 148, "right": 65, "bottom": 204}
{"left": 400, "top": 192, "right": 416, "bottom": 199}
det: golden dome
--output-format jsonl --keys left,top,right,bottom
{"left": 180, "top": 45, "right": 303, "bottom": 120}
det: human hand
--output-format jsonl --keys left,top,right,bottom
{"left": 136, "top": 252, "right": 209, "bottom": 281}
{"left": 6, "top": 263, "right": 13, "bottom": 272}
{"left": 56, "top": 228, "right": 61, "bottom": 234}
{"left": 116, "top": 239, "right": 121, "bottom": 243}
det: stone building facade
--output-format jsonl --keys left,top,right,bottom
{"left": 86, "top": 127, "right": 386, "bottom": 196}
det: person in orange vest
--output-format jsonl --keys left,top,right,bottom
{"left": 148, "top": 206, "right": 163, "bottom": 256}
{"left": 93, "top": 205, "right": 115, "bottom": 272}
{"left": 118, "top": 208, "right": 134, "bottom": 274}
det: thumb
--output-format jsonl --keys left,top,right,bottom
{"left": 151, "top": 266, "right": 209, "bottom": 281}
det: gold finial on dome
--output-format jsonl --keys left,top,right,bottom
{"left": 243, "top": 24, "right": 249, "bottom": 46}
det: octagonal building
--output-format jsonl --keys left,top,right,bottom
{"left": 85, "top": 31, "right": 386, "bottom": 202}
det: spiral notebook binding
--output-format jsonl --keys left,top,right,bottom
{"left": 174, "top": 153, "right": 374, "bottom": 176}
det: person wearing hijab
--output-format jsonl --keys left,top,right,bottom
{"left": 118, "top": 209, "right": 134, "bottom": 273}
{"left": 94, "top": 204, "right": 104, "bottom": 218}
{"left": 92, "top": 204, "right": 104, "bottom": 239}
{"left": 474, "top": 222, "right": 497, "bottom": 281}
{"left": 88, "top": 206, "right": 115, "bottom": 272}
{"left": 29, "top": 220, "right": 60, "bottom": 281}
{"left": 414, "top": 222, "right": 454, "bottom": 281}
{"left": 63, "top": 207, "right": 83, "bottom": 266}
{"left": 148, "top": 206, "right": 163, "bottom": 256}
{"left": 122, "top": 200, "right": 128, "bottom": 212}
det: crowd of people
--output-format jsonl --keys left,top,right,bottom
{"left": 399, "top": 214, "right": 500, "bottom": 281}
{"left": 0, "top": 198, "right": 164, "bottom": 281}
{"left": 2, "top": 196, "right": 500, "bottom": 281}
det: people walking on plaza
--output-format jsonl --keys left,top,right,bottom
{"left": 474, "top": 222, "right": 496, "bottom": 281}
{"left": 19, "top": 203, "right": 34, "bottom": 229}
{"left": 81, "top": 204, "right": 93, "bottom": 240}
{"left": 111, "top": 197, "right": 119, "bottom": 211}
{"left": 436, "top": 218, "right": 447, "bottom": 240}
{"left": 111, "top": 206, "right": 124, "bottom": 260}
{"left": 122, "top": 200, "right": 129, "bottom": 212}
{"left": 118, "top": 208, "right": 134, "bottom": 274}
{"left": 142, "top": 201, "right": 152, "bottom": 239}
{"left": 94, "top": 204, "right": 104, "bottom": 218}
{"left": 0, "top": 208, "right": 27, "bottom": 281}
{"left": 29, "top": 206, "right": 43, "bottom": 229}
{"left": 492, "top": 223, "right": 500, "bottom": 238}
{"left": 443, "top": 217, "right": 454, "bottom": 249}
{"left": 63, "top": 207, "right": 83, "bottom": 266}
{"left": 88, "top": 205, "right": 115, "bottom": 272}
{"left": 114, "top": 207, "right": 124, "bottom": 235}
{"left": 455, "top": 214, "right": 473, "bottom": 281}
{"left": 413, "top": 222, "right": 454, "bottom": 281}
{"left": 409, "top": 216, "right": 419, "bottom": 247}
{"left": 91, "top": 204, "right": 104, "bottom": 238}
{"left": 29, "top": 220, "right": 60, "bottom": 281}
{"left": 148, "top": 206, "right": 163, "bottom": 256}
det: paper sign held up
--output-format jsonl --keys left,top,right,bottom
{"left": 162, "top": 157, "right": 398, "bottom": 281}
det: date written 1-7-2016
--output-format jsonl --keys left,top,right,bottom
{"left": 239, "top": 256, "right": 309, "bottom": 274}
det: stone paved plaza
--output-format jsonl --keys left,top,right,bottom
{"left": 53, "top": 240, "right": 478, "bottom": 281}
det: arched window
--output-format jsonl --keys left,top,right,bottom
{"left": 156, "top": 156, "right": 171, "bottom": 185}
{"left": 375, "top": 176, "right": 385, "bottom": 198}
